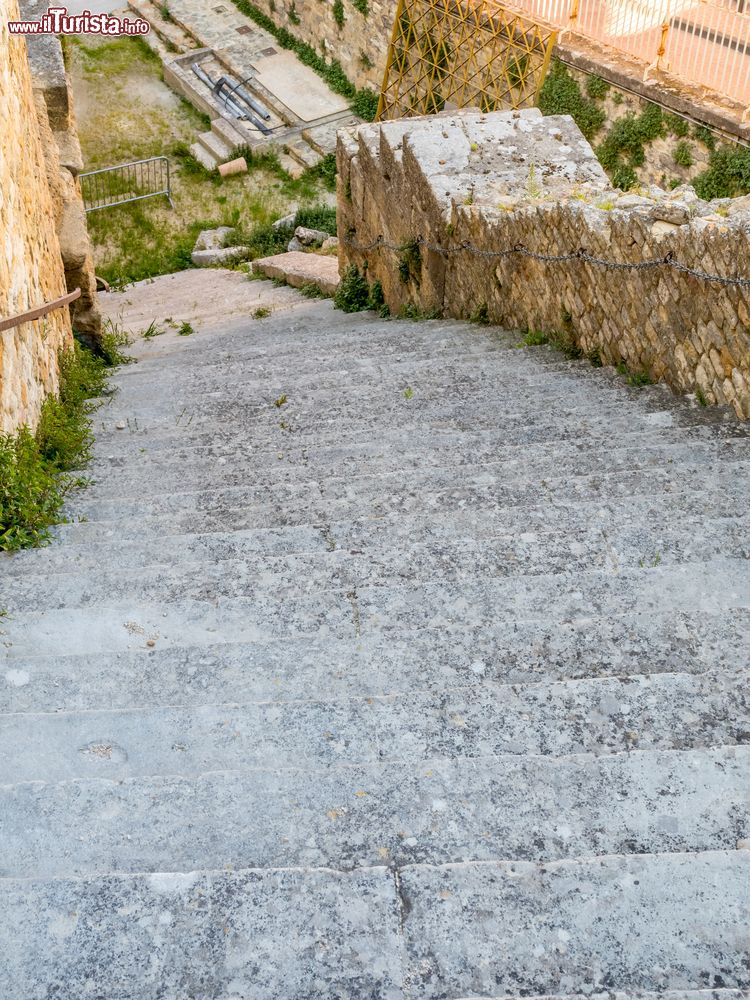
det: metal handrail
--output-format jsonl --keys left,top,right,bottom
{"left": 80, "top": 156, "right": 174, "bottom": 213}
{"left": 0, "top": 288, "right": 81, "bottom": 335}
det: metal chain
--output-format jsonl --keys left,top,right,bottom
{"left": 341, "top": 234, "right": 750, "bottom": 288}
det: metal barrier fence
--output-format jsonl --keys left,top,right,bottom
{"left": 80, "top": 156, "right": 174, "bottom": 213}
{"left": 378, "top": 0, "right": 557, "bottom": 120}
{"left": 507, "top": 0, "right": 750, "bottom": 107}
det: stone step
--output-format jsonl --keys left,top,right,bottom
{"left": 1, "top": 746, "right": 747, "bottom": 878}
{"left": 3, "top": 608, "right": 747, "bottom": 713}
{"left": 50, "top": 462, "right": 750, "bottom": 540}
{"left": 2, "top": 559, "right": 745, "bottom": 657}
{"left": 2, "top": 852, "right": 747, "bottom": 998}
{"left": 0, "top": 865, "right": 402, "bottom": 999}
{"left": 85, "top": 392, "right": 737, "bottom": 460}
{"left": 251, "top": 251, "right": 340, "bottom": 295}
{"left": 398, "top": 850, "right": 750, "bottom": 997}
{"left": 195, "top": 129, "right": 233, "bottom": 164}
{"left": 3, "top": 515, "right": 748, "bottom": 613}
{"left": 5, "top": 487, "right": 746, "bottom": 580}
{"left": 1, "top": 668, "right": 747, "bottom": 783}
{"left": 454, "top": 994, "right": 748, "bottom": 1000}
{"left": 284, "top": 137, "right": 323, "bottom": 169}
{"left": 187, "top": 140, "right": 218, "bottom": 171}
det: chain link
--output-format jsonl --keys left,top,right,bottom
{"left": 342, "top": 234, "right": 750, "bottom": 288}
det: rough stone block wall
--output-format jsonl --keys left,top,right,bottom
{"left": 338, "top": 109, "right": 750, "bottom": 418}
{"left": 21, "top": 0, "right": 102, "bottom": 344}
{"left": 0, "top": 0, "right": 73, "bottom": 434}
{"left": 249, "top": 0, "right": 390, "bottom": 92}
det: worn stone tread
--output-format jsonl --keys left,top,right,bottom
{"left": 0, "top": 865, "right": 402, "bottom": 1000}
{"left": 1, "top": 668, "right": 748, "bottom": 783}
{"left": 1, "top": 746, "right": 748, "bottom": 878}
{"left": 3, "top": 608, "right": 749, "bottom": 713}
{"left": 399, "top": 850, "right": 750, "bottom": 998}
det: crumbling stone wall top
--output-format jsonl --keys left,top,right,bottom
{"left": 338, "top": 109, "right": 750, "bottom": 419}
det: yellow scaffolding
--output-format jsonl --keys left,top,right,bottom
{"left": 377, "top": 0, "right": 557, "bottom": 121}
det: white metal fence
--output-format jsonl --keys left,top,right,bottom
{"left": 505, "top": 0, "right": 750, "bottom": 106}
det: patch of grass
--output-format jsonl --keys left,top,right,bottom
{"left": 397, "top": 238, "right": 421, "bottom": 286}
{"left": 585, "top": 74, "right": 610, "bottom": 100}
{"left": 673, "top": 140, "right": 694, "bottom": 168}
{"left": 253, "top": 306, "right": 272, "bottom": 318}
{"left": 617, "top": 360, "right": 654, "bottom": 387}
{"left": 664, "top": 113, "right": 690, "bottom": 138}
{"left": 274, "top": 394, "right": 288, "bottom": 407}
{"left": 538, "top": 60, "right": 606, "bottom": 141}
{"left": 693, "top": 143, "right": 750, "bottom": 200}
{"left": 403, "top": 386, "right": 414, "bottom": 400}
{"left": 300, "top": 282, "right": 327, "bottom": 298}
{"left": 177, "top": 321, "right": 194, "bottom": 336}
{"left": 237, "top": 204, "right": 337, "bottom": 261}
{"left": 226, "top": 0, "right": 377, "bottom": 119}
{"left": 470, "top": 302, "right": 490, "bottom": 326}
{"left": 595, "top": 102, "right": 665, "bottom": 187}
{"left": 695, "top": 386, "right": 707, "bottom": 406}
{"left": 142, "top": 320, "right": 164, "bottom": 339}
{"left": 1, "top": 342, "right": 121, "bottom": 551}
{"left": 98, "top": 319, "right": 134, "bottom": 366}
{"left": 334, "top": 265, "right": 370, "bottom": 312}
{"left": 398, "top": 303, "right": 442, "bottom": 320}
{"left": 523, "top": 329, "right": 549, "bottom": 346}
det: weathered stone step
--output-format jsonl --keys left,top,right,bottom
{"left": 399, "top": 851, "right": 750, "bottom": 997}
{"left": 3, "top": 515, "right": 748, "bottom": 613}
{"left": 0, "top": 865, "right": 402, "bottom": 999}
{"left": 2, "top": 746, "right": 748, "bottom": 878}
{"left": 2, "top": 852, "right": 747, "bottom": 998}
{"left": 81, "top": 423, "right": 748, "bottom": 486}
{"left": 53, "top": 463, "right": 750, "bottom": 541}
{"left": 104, "top": 343, "right": 665, "bottom": 402}
{"left": 454, "top": 994, "right": 747, "bottom": 1000}
{"left": 2, "top": 560, "right": 746, "bottom": 657}
{"left": 3, "top": 608, "right": 747, "bottom": 713}
{"left": 6, "top": 490, "right": 746, "bottom": 581}
{"left": 1, "top": 668, "right": 747, "bottom": 783}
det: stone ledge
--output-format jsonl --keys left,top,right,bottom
{"left": 252, "top": 251, "right": 340, "bottom": 296}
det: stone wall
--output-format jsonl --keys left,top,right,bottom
{"left": 338, "top": 109, "right": 750, "bottom": 419}
{"left": 0, "top": 0, "right": 73, "bottom": 434}
{"left": 250, "top": 0, "right": 390, "bottom": 92}
{"left": 21, "top": 0, "right": 102, "bottom": 344}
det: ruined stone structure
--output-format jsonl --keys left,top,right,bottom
{"left": 0, "top": 0, "right": 100, "bottom": 434}
{"left": 247, "top": 0, "right": 389, "bottom": 92}
{"left": 21, "top": 0, "right": 102, "bottom": 345}
{"left": 338, "top": 109, "right": 750, "bottom": 418}
{"left": 0, "top": 0, "right": 72, "bottom": 433}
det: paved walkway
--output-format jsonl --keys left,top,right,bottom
{"left": 1, "top": 282, "right": 750, "bottom": 997}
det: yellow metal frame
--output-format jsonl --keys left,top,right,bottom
{"left": 377, "top": 0, "right": 557, "bottom": 121}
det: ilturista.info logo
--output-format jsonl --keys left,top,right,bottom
{"left": 7, "top": 6, "right": 150, "bottom": 34}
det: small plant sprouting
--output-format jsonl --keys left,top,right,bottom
{"left": 397, "top": 238, "right": 422, "bottom": 286}
{"left": 523, "top": 329, "right": 549, "bottom": 346}
{"left": 652, "top": 552, "right": 662, "bottom": 567}
{"left": 253, "top": 306, "right": 271, "bottom": 319}
{"left": 177, "top": 321, "right": 194, "bottom": 336}
{"left": 403, "top": 386, "right": 414, "bottom": 400}
{"left": 142, "top": 321, "right": 163, "bottom": 339}
{"left": 695, "top": 386, "right": 708, "bottom": 407}
{"left": 334, "top": 265, "right": 370, "bottom": 312}
{"left": 274, "top": 394, "right": 288, "bottom": 408}
{"left": 470, "top": 303, "right": 490, "bottom": 326}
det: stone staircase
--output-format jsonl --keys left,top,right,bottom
{"left": 1, "top": 291, "right": 750, "bottom": 997}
